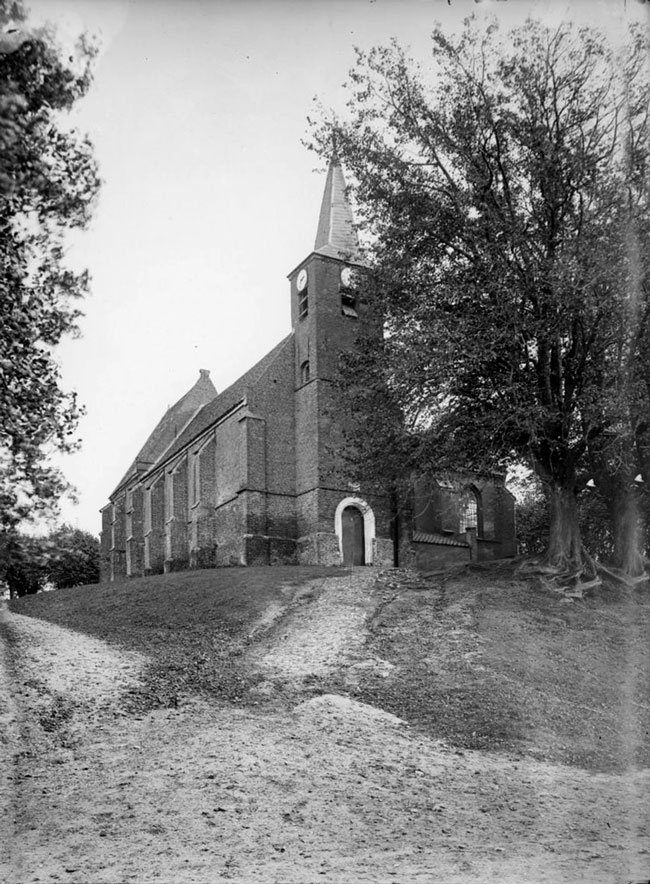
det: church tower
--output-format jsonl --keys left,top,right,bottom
{"left": 288, "top": 157, "right": 394, "bottom": 566}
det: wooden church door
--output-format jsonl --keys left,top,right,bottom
{"left": 342, "top": 506, "right": 365, "bottom": 566}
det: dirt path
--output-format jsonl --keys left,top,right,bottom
{"left": 2, "top": 578, "right": 649, "bottom": 884}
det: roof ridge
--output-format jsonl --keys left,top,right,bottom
{"left": 248, "top": 331, "right": 294, "bottom": 386}
{"left": 146, "top": 402, "right": 209, "bottom": 473}
{"left": 137, "top": 333, "right": 295, "bottom": 477}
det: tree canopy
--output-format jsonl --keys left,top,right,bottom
{"left": 312, "top": 16, "right": 650, "bottom": 583}
{"left": 0, "top": 0, "right": 99, "bottom": 533}
{"left": 0, "top": 524, "right": 100, "bottom": 598}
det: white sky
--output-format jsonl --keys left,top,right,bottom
{"left": 22, "top": 0, "right": 649, "bottom": 536}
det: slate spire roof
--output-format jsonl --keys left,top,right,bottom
{"left": 313, "top": 156, "right": 360, "bottom": 262}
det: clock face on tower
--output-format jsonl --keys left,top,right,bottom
{"left": 296, "top": 268, "right": 308, "bottom": 292}
{"left": 340, "top": 266, "right": 356, "bottom": 289}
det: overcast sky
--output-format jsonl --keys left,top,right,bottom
{"left": 23, "top": 0, "right": 649, "bottom": 536}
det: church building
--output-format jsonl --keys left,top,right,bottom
{"left": 100, "top": 159, "right": 516, "bottom": 581}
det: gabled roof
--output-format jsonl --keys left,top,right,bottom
{"left": 111, "top": 370, "right": 218, "bottom": 496}
{"left": 145, "top": 333, "right": 294, "bottom": 473}
{"left": 313, "top": 157, "right": 360, "bottom": 262}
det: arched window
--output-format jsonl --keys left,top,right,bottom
{"left": 164, "top": 471, "right": 174, "bottom": 522}
{"left": 191, "top": 453, "right": 200, "bottom": 506}
{"left": 459, "top": 487, "right": 480, "bottom": 534}
{"left": 300, "top": 360, "right": 310, "bottom": 385}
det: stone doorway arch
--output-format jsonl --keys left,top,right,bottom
{"left": 334, "top": 496, "right": 375, "bottom": 566}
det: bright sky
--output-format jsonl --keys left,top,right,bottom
{"left": 22, "top": 0, "right": 649, "bottom": 536}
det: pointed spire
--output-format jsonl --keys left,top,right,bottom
{"left": 313, "top": 157, "right": 360, "bottom": 262}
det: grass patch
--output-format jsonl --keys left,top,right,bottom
{"left": 10, "top": 566, "right": 341, "bottom": 710}
{"left": 344, "top": 570, "right": 650, "bottom": 772}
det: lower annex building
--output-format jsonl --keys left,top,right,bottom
{"left": 100, "top": 159, "right": 516, "bottom": 581}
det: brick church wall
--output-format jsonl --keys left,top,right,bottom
{"left": 295, "top": 489, "right": 322, "bottom": 564}
{"left": 216, "top": 413, "right": 242, "bottom": 502}
{"left": 479, "top": 481, "right": 497, "bottom": 541}
{"left": 265, "top": 493, "right": 297, "bottom": 563}
{"left": 166, "top": 458, "right": 189, "bottom": 572}
{"left": 474, "top": 480, "right": 502, "bottom": 561}
{"left": 146, "top": 475, "right": 165, "bottom": 575}
{"left": 214, "top": 496, "right": 245, "bottom": 566}
{"left": 496, "top": 487, "right": 517, "bottom": 556}
{"left": 239, "top": 414, "right": 267, "bottom": 518}
{"left": 191, "top": 434, "right": 218, "bottom": 570}
{"left": 243, "top": 490, "right": 269, "bottom": 565}
{"left": 126, "top": 487, "right": 144, "bottom": 578}
{"left": 245, "top": 339, "right": 298, "bottom": 563}
{"left": 294, "top": 382, "right": 319, "bottom": 495}
{"left": 208, "top": 412, "right": 247, "bottom": 566}
{"left": 111, "top": 495, "right": 127, "bottom": 581}
{"left": 370, "top": 494, "right": 398, "bottom": 566}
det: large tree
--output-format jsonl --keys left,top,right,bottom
{"left": 312, "top": 17, "right": 650, "bottom": 583}
{"left": 0, "top": 0, "right": 99, "bottom": 534}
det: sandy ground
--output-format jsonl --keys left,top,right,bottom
{"left": 2, "top": 572, "right": 650, "bottom": 884}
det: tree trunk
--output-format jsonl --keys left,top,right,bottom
{"left": 542, "top": 481, "right": 585, "bottom": 575}
{"left": 609, "top": 486, "right": 645, "bottom": 578}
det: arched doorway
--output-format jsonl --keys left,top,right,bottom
{"left": 334, "top": 496, "right": 375, "bottom": 566}
{"left": 342, "top": 505, "right": 365, "bottom": 566}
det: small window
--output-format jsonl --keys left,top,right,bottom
{"left": 340, "top": 267, "right": 359, "bottom": 318}
{"left": 300, "top": 360, "right": 310, "bottom": 385}
{"left": 298, "top": 288, "right": 308, "bottom": 319}
{"left": 341, "top": 290, "right": 358, "bottom": 318}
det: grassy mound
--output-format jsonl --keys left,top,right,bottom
{"left": 10, "top": 564, "right": 650, "bottom": 773}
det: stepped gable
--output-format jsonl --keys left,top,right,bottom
{"left": 151, "top": 333, "right": 294, "bottom": 470}
{"left": 313, "top": 157, "right": 360, "bottom": 262}
{"left": 111, "top": 369, "right": 217, "bottom": 496}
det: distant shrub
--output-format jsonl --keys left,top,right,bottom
{"left": 0, "top": 533, "right": 47, "bottom": 598}
{"left": 46, "top": 526, "right": 100, "bottom": 589}
{"left": 0, "top": 525, "right": 100, "bottom": 597}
